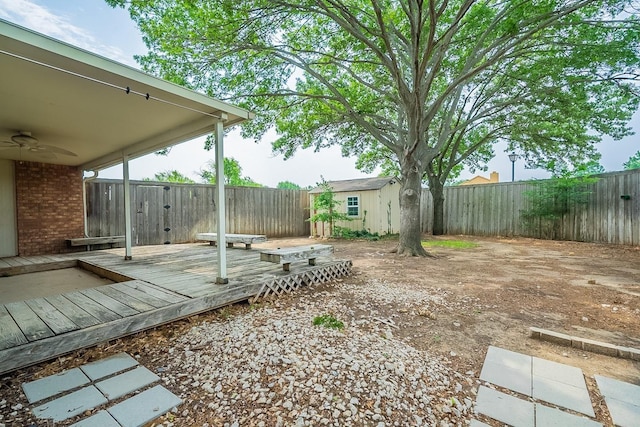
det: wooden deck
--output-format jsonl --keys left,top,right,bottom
{"left": 0, "top": 243, "right": 351, "bottom": 374}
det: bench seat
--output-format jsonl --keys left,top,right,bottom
{"left": 259, "top": 244, "right": 333, "bottom": 271}
{"left": 195, "top": 233, "right": 267, "bottom": 250}
{"left": 66, "top": 236, "right": 125, "bottom": 250}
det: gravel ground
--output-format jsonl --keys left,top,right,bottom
{"left": 152, "top": 279, "right": 477, "bottom": 426}
{"left": 8, "top": 235, "right": 634, "bottom": 426}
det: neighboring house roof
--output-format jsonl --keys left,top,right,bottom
{"left": 460, "top": 171, "right": 499, "bottom": 186}
{"left": 0, "top": 19, "right": 253, "bottom": 171}
{"left": 461, "top": 176, "right": 492, "bottom": 185}
{"left": 309, "top": 177, "right": 397, "bottom": 194}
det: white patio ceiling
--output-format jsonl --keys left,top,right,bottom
{"left": 0, "top": 19, "right": 253, "bottom": 170}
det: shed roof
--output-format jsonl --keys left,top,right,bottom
{"left": 309, "top": 177, "right": 397, "bottom": 194}
{"left": 0, "top": 19, "right": 253, "bottom": 171}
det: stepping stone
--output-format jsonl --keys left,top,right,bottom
{"left": 480, "top": 347, "right": 532, "bottom": 396}
{"left": 107, "top": 385, "right": 181, "bottom": 427}
{"left": 475, "top": 385, "right": 534, "bottom": 427}
{"left": 484, "top": 345, "right": 532, "bottom": 370}
{"left": 533, "top": 357, "right": 586, "bottom": 388}
{"left": 95, "top": 366, "right": 160, "bottom": 401}
{"left": 535, "top": 403, "right": 602, "bottom": 427}
{"left": 69, "top": 410, "right": 120, "bottom": 427}
{"left": 22, "top": 368, "right": 90, "bottom": 404}
{"left": 80, "top": 352, "right": 139, "bottom": 381}
{"left": 32, "top": 386, "right": 107, "bottom": 422}
{"left": 595, "top": 375, "right": 640, "bottom": 427}
{"left": 533, "top": 375, "right": 594, "bottom": 417}
{"left": 470, "top": 420, "right": 492, "bottom": 427}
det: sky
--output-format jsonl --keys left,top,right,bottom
{"left": 1, "top": 0, "right": 639, "bottom": 187}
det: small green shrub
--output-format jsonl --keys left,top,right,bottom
{"left": 332, "top": 226, "right": 381, "bottom": 241}
{"left": 313, "top": 314, "right": 344, "bottom": 330}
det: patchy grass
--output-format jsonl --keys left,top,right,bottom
{"left": 313, "top": 314, "right": 345, "bottom": 330}
{"left": 421, "top": 239, "right": 479, "bottom": 249}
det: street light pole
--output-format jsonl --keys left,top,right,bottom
{"left": 508, "top": 152, "right": 518, "bottom": 182}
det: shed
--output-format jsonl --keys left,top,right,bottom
{"left": 309, "top": 177, "right": 400, "bottom": 237}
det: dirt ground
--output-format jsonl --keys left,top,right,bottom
{"left": 1, "top": 235, "right": 639, "bottom": 426}
{"left": 325, "top": 235, "right": 640, "bottom": 383}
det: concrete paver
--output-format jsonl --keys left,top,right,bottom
{"left": 80, "top": 352, "right": 139, "bottom": 381}
{"left": 32, "top": 385, "right": 108, "bottom": 422}
{"left": 95, "top": 366, "right": 159, "bottom": 401}
{"left": 594, "top": 375, "right": 640, "bottom": 406}
{"left": 107, "top": 384, "right": 182, "bottom": 427}
{"left": 475, "top": 386, "right": 534, "bottom": 427}
{"left": 535, "top": 404, "right": 602, "bottom": 427}
{"left": 533, "top": 357, "right": 586, "bottom": 388}
{"left": 484, "top": 345, "right": 532, "bottom": 371}
{"left": 601, "top": 397, "right": 640, "bottom": 427}
{"left": 533, "top": 376, "right": 594, "bottom": 417}
{"left": 595, "top": 375, "right": 640, "bottom": 427}
{"left": 23, "top": 352, "right": 179, "bottom": 427}
{"left": 476, "top": 346, "right": 614, "bottom": 426}
{"left": 480, "top": 360, "right": 532, "bottom": 396}
{"left": 69, "top": 410, "right": 120, "bottom": 427}
{"left": 22, "top": 367, "right": 90, "bottom": 403}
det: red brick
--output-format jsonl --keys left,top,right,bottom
{"left": 15, "top": 161, "right": 85, "bottom": 256}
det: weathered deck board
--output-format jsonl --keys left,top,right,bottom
{"left": 25, "top": 298, "right": 79, "bottom": 335}
{"left": 121, "top": 281, "right": 189, "bottom": 304}
{"left": 0, "top": 284, "right": 260, "bottom": 374}
{"left": 80, "top": 288, "right": 140, "bottom": 318}
{"left": 0, "top": 242, "right": 352, "bottom": 374}
{"left": 110, "top": 281, "right": 174, "bottom": 309}
{"left": 5, "top": 301, "right": 54, "bottom": 341}
{"left": 45, "top": 295, "right": 102, "bottom": 329}
{"left": 93, "top": 286, "right": 156, "bottom": 313}
{"left": 64, "top": 292, "right": 122, "bottom": 323}
{"left": 0, "top": 305, "right": 28, "bottom": 350}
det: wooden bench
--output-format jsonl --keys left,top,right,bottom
{"left": 66, "top": 236, "right": 125, "bottom": 250}
{"left": 195, "top": 233, "right": 267, "bottom": 250}
{"left": 259, "top": 244, "right": 333, "bottom": 271}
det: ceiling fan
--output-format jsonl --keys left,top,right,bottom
{"left": 0, "top": 131, "right": 77, "bottom": 158}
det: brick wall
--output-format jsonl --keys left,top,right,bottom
{"left": 15, "top": 161, "right": 85, "bottom": 256}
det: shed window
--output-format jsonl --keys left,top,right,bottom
{"left": 347, "top": 196, "right": 359, "bottom": 216}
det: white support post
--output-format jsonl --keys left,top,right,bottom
{"left": 214, "top": 119, "right": 228, "bottom": 284}
{"left": 123, "top": 154, "right": 133, "bottom": 260}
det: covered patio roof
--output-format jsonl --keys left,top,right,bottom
{"left": 0, "top": 18, "right": 254, "bottom": 281}
{"left": 0, "top": 19, "right": 253, "bottom": 170}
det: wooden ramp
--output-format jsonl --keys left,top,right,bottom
{"left": 0, "top": 243, "right": 351, "bottom": 374}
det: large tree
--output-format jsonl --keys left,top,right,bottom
{"left": 108, "top": 0, "right": 640, "bottom": 255}
{"left": 199, "top": 157, "right": 263, "bottom": 187}
{"left": 145, "top": 170, "right": 195, "bottom": 183}
{"left": 623, "top": 150, "right": 640, "bottom": 169}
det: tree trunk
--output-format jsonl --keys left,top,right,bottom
{"left": 395, "top": 163, "right": 429, "bottom": 256}
{"left": 430, "top": 182, "right": 445, "bottom": 235}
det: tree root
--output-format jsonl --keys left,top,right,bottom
{"left": 392, "top": 244, "right": 436, "bottom": 257}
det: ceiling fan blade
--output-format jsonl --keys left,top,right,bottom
{"left": 29, "top": 144, "right": 77, "bottom": 157}
{"left": 0, "top": 141, "right": 18, "bottom": 149}
{"left": 37, "top": 151, "right": 57, "bottom": 159}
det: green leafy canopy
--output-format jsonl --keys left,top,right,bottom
{"left": 199, "top": 157, "right": 263, "bottom": 187}
{"left": 623, "top": 150, "right": 640, "bottom": 170}
{"left": 108, "top": 0, "right": 640, "bottom": 253}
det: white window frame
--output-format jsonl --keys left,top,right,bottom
{"left": 346, "top": 195, "right": 359, "bottom": 217}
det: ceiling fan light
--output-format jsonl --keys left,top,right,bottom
{"left": 11, "top": 134, "right": 39, "bottom": 145}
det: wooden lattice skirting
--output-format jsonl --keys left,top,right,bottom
{"left": 251, "top": 260, "right": 352, "bottom": 303}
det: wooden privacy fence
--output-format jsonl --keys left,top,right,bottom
{"left": 86, "top": 179, "right": 310, "bottom": 245}
{"left": 420, "top": 170, "right": 640, "bottom": 245}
